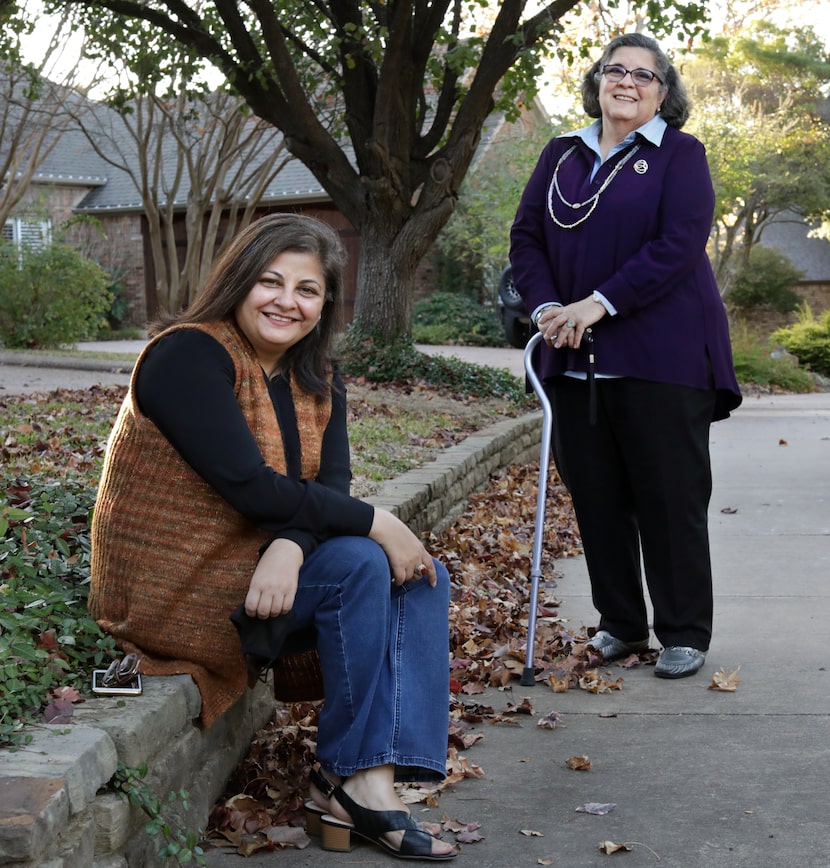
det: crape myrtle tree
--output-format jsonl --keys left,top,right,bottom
{"left": 37, "top": 0, "right": 708, "bottom": 344}
{"left": 75, "top": 77, "right": 293, "bottom": 315}
{"left": 0, "top": 9, "right": 99, "bottom": 231}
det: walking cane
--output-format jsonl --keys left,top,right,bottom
{"left": 520, "top": 330, "right": 554, "bottom": 686}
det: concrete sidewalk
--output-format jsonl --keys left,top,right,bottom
{"left": 202, "top": 392, "right": 830, "bottom": 868}
{"left": 0, "top": 341, "right": 529, "bottom": 392}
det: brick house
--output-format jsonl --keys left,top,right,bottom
{"left": 4, "top": 90, "right": 550, "bottom": 330}
{"left": 13, "top": 113, "right": 356, "bottom": 329}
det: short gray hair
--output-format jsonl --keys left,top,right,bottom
{"left": 581, "top": 33, "right": 691, "bottom": 129}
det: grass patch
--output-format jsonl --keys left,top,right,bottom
{"left": 349, "top": 414, "right": 430, "bottom": 482}
{"left": 346, "top": 383, "right": 521, "bottom": 493}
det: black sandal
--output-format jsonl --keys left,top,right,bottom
{"left": 320, "top": 785, "right": 457, "bottom": 861}
{"left": 304, "top": 765, "right": 336, "bottom": 836}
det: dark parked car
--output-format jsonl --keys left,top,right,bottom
{"left": 498, "top": 265, "right": 535, "bottom": 348}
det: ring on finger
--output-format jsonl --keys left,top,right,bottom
{"left": 566, "top": 319, "right": 575, "bottom": 328}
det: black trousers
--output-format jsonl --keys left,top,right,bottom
{"left": 545, "top": 376, "right": 717, "bottom": 651}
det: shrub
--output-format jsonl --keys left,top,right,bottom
{"left": 0, "top": 242, "right": 112, "bottom": 348}
{"left": 339, "top": 329, "right": 533, "bottom": 405}
{"left": 412, "top": 291, "right": 504, "bottom": 347}
{"left": 0, "top": 474, "right": 116, "bottom": 748}
{"left": 727, "top": 246, "right": 803, "bottom": 314}
{"left": 103, "top": 269, "right": 130, "bottom": 331}
{"left": 730, "top": 320, "right": 816, "bottom": 392}
{"left": 771, "top": 304, "right": 830, "bottom": 378}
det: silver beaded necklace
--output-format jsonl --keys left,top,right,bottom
{"left": 547, "top": 143, "right": 641, "bottom": 229}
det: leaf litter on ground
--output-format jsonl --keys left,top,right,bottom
{"left": 1, "top": 382, "right": 641, "bottom": 852}
{"left": 204, "top": 455, "right": 653, "bottom": 854}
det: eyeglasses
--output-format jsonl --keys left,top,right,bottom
{"left": 601, "top": 64, "right": 662, "bottom": 87}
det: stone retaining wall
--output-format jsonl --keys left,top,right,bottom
{"left": 0, "top": 411, "right": 542, "bottom": 867}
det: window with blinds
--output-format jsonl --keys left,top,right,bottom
{"left": 2, "top": 218, "right": 51, "bottom": 247}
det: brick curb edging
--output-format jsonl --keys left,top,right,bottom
{"left": 0, "top": 411, "right": 543, "bottom": 867}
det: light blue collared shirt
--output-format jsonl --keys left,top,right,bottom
{"left": 564, "top": 115, "right": 667, "bottom": 183}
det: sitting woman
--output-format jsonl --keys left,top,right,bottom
{"left": 88, "top": 213, "right": 457, "bottom": 861}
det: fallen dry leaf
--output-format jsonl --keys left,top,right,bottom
{"left": 547, "top": 673, "right": 575, "bottom": 692}
{"left": 489, "top": 713, "right": 522, "bottom": 725}
{"left": 565, "top": 755, "right": 592, "bottom": 771}
{"left": 576, "top": 803, "right": 616, "bottom": 815}
{"left": 520, "top": 829, "right": 544, "bottom": 837}
{"left": 457, "top": 828, "right": 485, "bottom": 844}
{"left": 537, "top": 710, "right": 564, "bottom": 729}
{"left": 263, "top": 826, "right": 311, "bottom": 849}
{"left": 504, "top": 697, "right": 535, "bottom": 715}
{"left": 779, "top": 438, "right": 788, "bottom": 446}
{"left": 579, "top": 669, "right": 624, "bottom": 694}
{"left": 442, "top": 817, "right": 479, "bottom": 833}
{"left": 598, "top": 840, "right": 633, "bottom": 854}
{"left": 720, "top": 506, "right": 738, "bottom": 514}
{"left": 443, "top": 817, "right": 484, "bottom": 844}
{"left": 709, "top": 666, "right": 742, "bottom": 692}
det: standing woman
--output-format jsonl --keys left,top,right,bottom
{"left": 89, "top": 213, "right": 457, "bottom": 860}
{"left": 510, "top": 34, "right": 741, "bottom": 679}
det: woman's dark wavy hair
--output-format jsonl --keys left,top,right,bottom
{"left": 150, "top": 213, "right": 347, "bottom": 396}
{"left": 581, "top": 33, "right": 690, "bottom": 129}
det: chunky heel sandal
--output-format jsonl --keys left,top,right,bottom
{"left": 303, "top": 801, "right": 326, "bottom": 837}
{"left": 320, "top": 815, "right": 354, "bottom": 851}
{"left": 305, "top": 765, "right": 336, "bottom": 836}
{"left": 320, "top": 785, "right": 457, "bottom": 861}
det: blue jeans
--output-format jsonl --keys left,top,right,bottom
{"left": 289, "top": 536, "right": 450, "bottom": 782}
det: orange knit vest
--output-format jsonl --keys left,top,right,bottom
{"left": 88, "top": 319, "right": 331, "bottom": 727}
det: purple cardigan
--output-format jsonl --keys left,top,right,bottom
{"left": 510, "top": 125, "right": 741, "bottom": 421}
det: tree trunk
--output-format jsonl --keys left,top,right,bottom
{"left": 352, "top": 198, "right": 454, "bottom": 342}
{"left": 353, "top": 231, "right": 414, "bottom": 343}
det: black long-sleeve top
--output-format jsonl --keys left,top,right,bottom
{"left": 134, "top": 329, "right": 374, "bottom": 558}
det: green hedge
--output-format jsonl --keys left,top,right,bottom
{"left": 771, "top": 305, "right": 830, "bottom": 378}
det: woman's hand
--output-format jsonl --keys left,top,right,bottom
{"left": 368, "top": 508, "right": 439, "bottom": 587}
{"left": 538, "top": 295, "right": 607, "bottom": 349}
{"left": 245, "top": 537, "right": 304, "bottom": 618}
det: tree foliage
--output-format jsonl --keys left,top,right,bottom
{"left": 435, "top": 116, "right": 560, "bottom": 303}
{"left": 33, "top": 0, "right": 707, "bottom": 343}
{"left": 683, "top": 22, "right": 830, "bottom": 293}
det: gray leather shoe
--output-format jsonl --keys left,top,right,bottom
{"left": 654, "top": 646, "right": 706, "bottom": 679}
{"left": 586, "top": 630, "right": 650, "bottom": 662}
